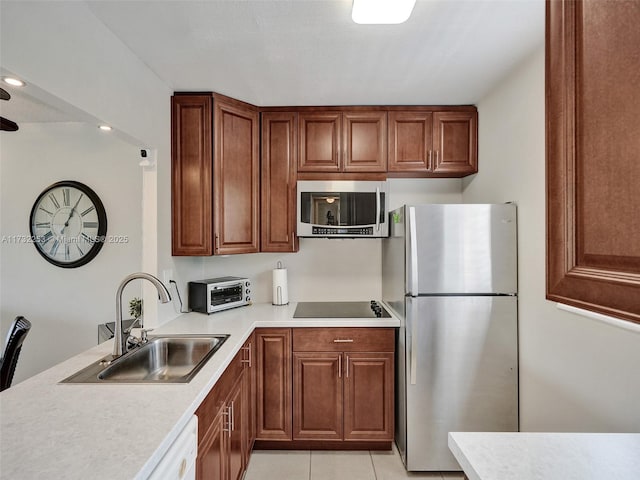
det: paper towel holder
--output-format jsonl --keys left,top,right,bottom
{"left": 273, "top": 261, "right": 289, "bottom": 306}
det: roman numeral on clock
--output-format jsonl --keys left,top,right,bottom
{"left": 41, "top": 231, "right": 53, "bottom": 244}
{"left": 35, "top": 222, "right": 51, "bottom": 229}
{"left": 81, "top": 206, "right": 95, "bottom": 217}
{"left": 83, "top": 221, "right": 99, "bottom": 229}
{"left": 49, "top": 193, "right": 60, "bottom": 209}
{"left": 49, "top": 240, "right": 60, "bottom": 256}
{"left": 81, "top": 233, "right": 94, "bottom": 244}
{"left": 63, "top": 188, "right": 70, "bottom": 206}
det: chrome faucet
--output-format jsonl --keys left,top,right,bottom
{"left": 113, "top": 272, "right": 171, "bottom": 357}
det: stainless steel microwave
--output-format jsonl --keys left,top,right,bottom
{"left": 297, "top": 180, "right": 389, "bottom": 238}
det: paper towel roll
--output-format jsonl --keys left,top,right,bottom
{"left": 272, "top": 267, "right": 289, "bottom": 305}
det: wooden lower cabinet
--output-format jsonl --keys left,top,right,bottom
{"left": 343, "top": 352, "right": 394, "bottom": 441}
{"left": 197, "top": 409, "right": 226, "bottom": 479}
{"left": 293, "top": 352, "right": 343, "bottom": 440}
{"left": 196, "top": 339, "right": 253, "bottom": 480}
{"left": 198, "top": 327, "right": 394, "bottom": 475}
{"left": 291, "top": 328, "right": 395, "bottom": 444}
{"left": 242, "top": 334, "right": 256, "bottom": 462}
{"left": 255, "top": 328, "right": 292, "bottom": 441}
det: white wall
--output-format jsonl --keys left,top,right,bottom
{"left": 166, "top": 178, "right": 463, "bottom": 310}
{"left": 0, "top": 122, "right": 142, "bottom": 383}
{"left": 463, "top": 48, "right": 640, "bottom": 432}
{"left": 1, "top": 1, "right": 175, "bottom": 329}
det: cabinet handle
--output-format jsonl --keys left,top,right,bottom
{"left": 338, "top": 354, "right": 342, "bottom": 378}
{"left": 434, "top": 150, "right": 439, "bottom": 166}
{"left": 223, "top": 406, "right": 231, "bottom": 436}
{"left": 428, "top": 150, "right": 433, "bottom": 170}
{"left": 241, "top": 344, "right": 252, "bottom": 367}
{"left": 230, "top": 401, "right": 235, "bottom": 433}
{"left": 333, "top": 339, "right": 354, "bottom": 343}
{"left": 346, "top": 354, "right": 350, "bottom": 378}
{"left": 215, "top": 234, "right": 220, "bottom": 251}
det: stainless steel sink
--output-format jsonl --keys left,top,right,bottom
{"left": 60, "top": 335, "right": 229, "bottom": 384}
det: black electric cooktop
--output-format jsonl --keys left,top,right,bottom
{"left": 293, "top": 301, "right": 391, "bottom": 319}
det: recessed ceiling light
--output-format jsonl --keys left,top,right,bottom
{"left": 2, "top": 77, "right": 25, "bottom": 87}
{"left": 99, "top": 125, "right": 112, "bottom": 131}
{"left": 352, "top": 0, "right": 416, "bottom": 24}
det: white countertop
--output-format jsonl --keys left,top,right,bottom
{"left": 448, "top": 432, "right": 640, "bottom": 480}
{"left": 0, "top": 302, "right": 399, "bottom": 480}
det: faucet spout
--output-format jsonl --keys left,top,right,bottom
{"left": 113, "top": 272, "right": 171, "bottom": 357}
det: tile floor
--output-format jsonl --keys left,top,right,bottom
{"left": 244, "top": 444, "right": 466, "bottom": 480}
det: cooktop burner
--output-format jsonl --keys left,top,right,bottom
{"left": 293, "top": 301, "right": 391, "bottom": 319}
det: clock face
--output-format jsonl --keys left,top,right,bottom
{"left": 29, "top": 181, "right": 107, "bottom": 268}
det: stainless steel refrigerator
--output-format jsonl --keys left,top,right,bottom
{"left": 382, "top": 204, "right": 518, "bottom": 472}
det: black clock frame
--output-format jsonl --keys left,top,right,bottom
{"left": 29, "top": 180, "right": 108, "bottom": 268}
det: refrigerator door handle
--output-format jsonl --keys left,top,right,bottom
{"left": 408, "top": 206, "right": 419, "bottom": 295}
{"left": 408, "top": 302, "right": 418, "bottom": 385}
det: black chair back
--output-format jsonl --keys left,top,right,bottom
{"left": 0, "top": 316, "right": 32, "bottom": 391}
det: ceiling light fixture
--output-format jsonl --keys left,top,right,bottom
{"left": 99, "top": 125, "right": 112, "bottom": 132}
{"left": 2, "top": 77, "right": 25, "bottom": 87}
{"left": 352, "top": 0, "right": 416, "bottom": 24}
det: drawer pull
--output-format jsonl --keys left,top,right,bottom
{"left": 333, "top": 339, "right": 354, "bottom": 343}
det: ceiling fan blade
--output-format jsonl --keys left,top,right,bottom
{"left": 0, "top": 88, "right": 10, "bottom": 101}
{"left": 0, "top": 117, "right": 19, "bottom": 131}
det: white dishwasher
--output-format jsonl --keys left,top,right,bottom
{"left": 149, "top": 416, "right": 198, "bottom": 480}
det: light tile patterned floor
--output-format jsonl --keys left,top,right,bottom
{"left": 244, "top": 444, "right": 466, "bottom": 480}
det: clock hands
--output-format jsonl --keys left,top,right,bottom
{"left": 61, "top": 193, "right": 84, "bottom": 234}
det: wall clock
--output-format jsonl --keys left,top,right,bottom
{"left": 29, "top": 181, "right": 107, "bottom": 268}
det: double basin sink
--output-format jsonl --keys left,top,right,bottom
{"left": 61, "top": 335, "right": 229, "bottom": 384}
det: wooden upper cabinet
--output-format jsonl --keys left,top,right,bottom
{"left": 261, "top": 112, "right": 299, "bottom": 252}
{"left": 387, "top": 111, "right": 433, "bottom": 172}
{"left": 298, "top": 112, "right": 341, "bottom": 172}
{"left": 546, "top": 0, "right": 640, "bottom": 323}
{"left": 298, "top": 110, "right": 387, "bottom": 173}
{"left": 432, "top": 111, "right": 477, "bottom": 176}
{"left": 343, "top": 111, "right": 387, "bottom": 172}
{"left": 213, "top": 96, "right": 260, "bottom": 255}
{"left": 388, "top": 109, "right": 477, "bottom": 177}
{"left": 171, "top": 95, "right": 213, "bottom": 255}
{"left": 171, "top": 93, "right": 259, "bottom": 256}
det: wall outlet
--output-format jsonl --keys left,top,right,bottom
{"left": 162, "top": 269, "right": 173, "bottom": 285}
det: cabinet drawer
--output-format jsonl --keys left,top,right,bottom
{"left": 293, "top": 328, "right": 394, "bottom": 352}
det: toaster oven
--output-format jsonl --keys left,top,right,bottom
{"left": 188, "top": 276, "right": 251, "bottom": 314}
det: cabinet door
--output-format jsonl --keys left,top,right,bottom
{"left": 171, "top": 95, "right": 213, "bottom": 255}
{"left": 261, "top": 112, "right": 299, "bottom": 252}
{"left": 242, "top": 334, "right": 256, "bottom": 462}
{"left": 298, "top": 112, "right": 341, "bottom": 172}
{"left": 196, "top": 409, "right": 227, "bottom": 480}
{"left": 387, "top": 111, "right": 433, "bottom": 173}
{"left": 343, "top": 352, "right": 394, "bottom": 441}
{"left": 213, "top": 96, "right": 260, "bottom": 254}
{"left": 546, "top": 0, "right": 640, "bottom": 322}
{"left": 255, "top": 329, "right": 292, "bottom": 440}
{"left": 228, "top": 375, "right": 244, "bottom": 480}
{"left": 293, "top": 352, "right": 343, "bottom": 441}
{"left": 343, "top": 111, "right": 387, "bottom": 172}
{"left": 432, "top": 111, "right": 477, "bottom": 176}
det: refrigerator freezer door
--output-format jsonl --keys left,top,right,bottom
{"left": 404, "top": 295, "right": 518, "bottom": 471}
{"left": 407, "top": 204, "right": 517, "bottom": 295}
